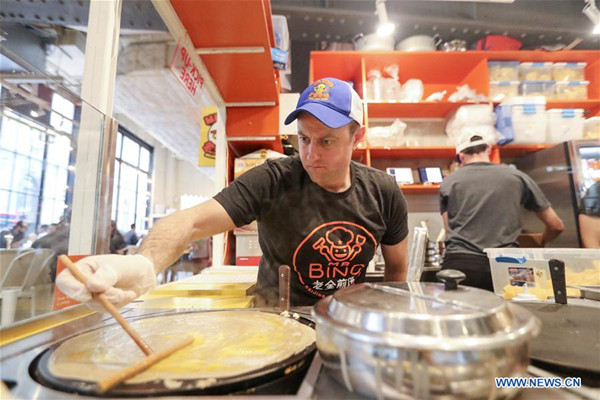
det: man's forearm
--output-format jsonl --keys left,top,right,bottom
{"left": 541, "top": 227, "right": 562, "bottom": 247}
{"left": 139, "top": 199, "right": 236, "bottom": 274}
{"left": 139, "top": 210, "right": 196, "bottom": 274}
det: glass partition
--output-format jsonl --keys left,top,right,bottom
{"left": 0, "top": 60, "right": 108, "bottom": 329}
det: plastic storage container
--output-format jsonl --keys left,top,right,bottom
{"left": 555, "top": 81, "right": 589, "bottom": 100}
{"left": 367, "top": 119, "right": 407, "bottom": 148}
{"left": 546, "top": 109, "right": 584, "bottom": 143}
{"left": 519, "top": 62, "right": 553, "bottom": 81}
{"left": 234, "top": 231, "right": 262, "bottom": 266}
{"left": 271, "top": 15, "right": 290, "bottom": 51}
{"left": 489, "top": 81, "right": 519, "bottom": 101}
{"left": 584, "top": 116, "right": 600, "bottom": 139}
{"left": 484, "top": 248, "right": 600, "bottom": 300}
{"left": 519, "top": 80, "right": 555, "bottom": 99}
{"left": 488, "top": 61, "right": 519, "bottom": 81}
{"left": 552, "top": 62, "right": 586, "bottom": 82}
{"left": 495, "top": 97, "right": 547, "bottom": 144}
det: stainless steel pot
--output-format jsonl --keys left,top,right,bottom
{"left": 395, "top": 35, "right": 441, "bottom": 51}
{"left": 353, "top": 33, "right": 395, "bottom": 51}
{"left": 312, "top": 270, "right": 541, "bottom": 400}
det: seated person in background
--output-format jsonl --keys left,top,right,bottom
{"left": 37, "top": 224, "right": 50, "bottom": 239}
{"left": 0, "top": 220, "right": 30, "bottom": 249}
{"left": 32, "top": 221, "right": 70, "bottom": 282}
{"left": 578, "top": 181, "right": 600, "bottom": 249}
{"left": 123, "top": 223, "right": 139, "bottom": 246}
{"left": 110, "top": 221, "right": 127, "bottom": 255}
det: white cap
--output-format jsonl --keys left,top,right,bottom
{"left": 455, "top": 129, "right": 496, "bottom": 154}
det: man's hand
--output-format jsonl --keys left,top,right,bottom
{"left": 56, "top": 254, "right": 156, "bottom": 308}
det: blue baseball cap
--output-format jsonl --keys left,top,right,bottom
{"left": 284, "top": 77, "right": 363, "bottom": 129}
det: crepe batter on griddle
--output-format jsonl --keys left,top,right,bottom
{"left": 48, "top": 311, "right": 315, "bottom": 384}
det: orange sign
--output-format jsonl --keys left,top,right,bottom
{"left": 52, "top": 255, "right": 88, "bottom": 310}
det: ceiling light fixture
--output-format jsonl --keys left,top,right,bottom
{"left": 375, "top": 0, "right": 395, "bottom": 37}
{"left": 583, "top": 0, "right": 600, "bottom": 34}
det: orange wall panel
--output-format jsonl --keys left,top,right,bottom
{"left": 226, "top": 106, "right": 279, "bottom": 137}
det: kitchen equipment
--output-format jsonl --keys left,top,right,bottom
{"left": 279, "top": 264, "right": 290, "bottom": 311}
{"left": 58, "top": 255, "right": 195, "bottom": 393}
{"left": 395, "top": 35, "right": 440, "bottom": 52}
{"left": 568, "top": 285, "right": 600, "bottom": 301}
{"left": 97, "top": 336, "right": 194, "bottom": 393}
{"left": 312, "top": 270, "right": 541, "bottom": 400}
{"left": 548, "top": 259, "right": 567, "bottom": 304}
{"left": 31, "top": 309, "right": 317, "bottom": 397}
{"left": 516, "top": 140, "right": 600, "bottom": 247}
{"left": 406, "top": 226, "right": 427, "bottom": 281}
{"left": 518, "top": 299, "right": 600, "bottom": 379}
{"left": 353, "top": 33, "right": 395, "bottom": 51}
{"left": 441, "top": 39, "right": 467, "bottom": 52}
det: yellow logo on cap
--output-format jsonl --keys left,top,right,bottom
{"left": 309, "top": 79, "right": 334, "bottom": 100}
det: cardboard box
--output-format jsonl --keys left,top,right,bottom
{"left": 234, "top": 149, "right": 287, "bottom": 179}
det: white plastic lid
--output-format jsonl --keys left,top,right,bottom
{"left": 490, "top": 81, "right": 520, "bottom": 86}
{"left": 555, "top": 80, "right": 589, "bottom": 86}
{"left": 500, "top": 96, "right": 546, "bottom": 106}
{"left": 488, "top": 60, "right": 519, "bottom": 65}
{"left": 519, "top": 62, "right": 553, "bottom": 67}
{"left": 552, "top": 62, "right": 587, "bottom": 68}
{"left": 519, "top": 80, "right": 556, "bottom": 84}
{"left": 547, "top": 109, "right": 584, "bottom": 117}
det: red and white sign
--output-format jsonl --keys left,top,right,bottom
{"left": 170, "top": 39, "right": 205, "bottom": 103}
{"left": 53, "top": 254, "right": 88, "bottom": 310}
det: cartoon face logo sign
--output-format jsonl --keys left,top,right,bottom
{"left": 313, "top": 226, "right": 366, "bottom": 262}
{"left": 293, "top": 221, "right": 377, "bottom": 299}
{"left": 308, "top": 79, "right": 334, "bottom": 100}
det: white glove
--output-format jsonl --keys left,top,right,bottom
{"left": 56, "top": 254, "right": 156, "bottom": 309}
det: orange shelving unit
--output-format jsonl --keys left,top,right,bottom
{"left": 400, "top": 184, "right": 441, "bottom": 195}
{"left": 310, "top": 50, "right": 600, "bottom": 195}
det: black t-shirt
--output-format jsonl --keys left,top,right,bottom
{"left": 214, "top": 156, "right": 408, "bottom": 306}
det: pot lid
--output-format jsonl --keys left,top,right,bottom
{"left": 312, "top": 271, "right": 540, "bottom": 351}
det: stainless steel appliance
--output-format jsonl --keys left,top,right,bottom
{"left": 1, "top": 309, "right": 316, "bottom": 398}
{"left": 515, "top": 140, "right": 600, "bottom": 247}
{"left": 312, "top": 271, "right": 541, "bottom": 400}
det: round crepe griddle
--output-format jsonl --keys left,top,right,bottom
{"left": 32, "top": 310, "right": 316, "bottom": 397}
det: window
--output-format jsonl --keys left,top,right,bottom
{"left": 0, "top": 90, "right": 75, "bottom": 232}
{"left": 112, "top": 129, "right": 153, "bottom": 233}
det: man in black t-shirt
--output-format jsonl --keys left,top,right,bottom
{"left": 56, "top": 77, "right": 409, "bottom": 308}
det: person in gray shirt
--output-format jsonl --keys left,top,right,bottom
{"left": 439, "top": 133, "right": 564, "bottom": 291}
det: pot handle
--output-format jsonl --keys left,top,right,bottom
{"left": 436, "top": 269, "right": 465, "bottom": 291}
{"left": 549, "top": 259, "right": 567, "bottom": 305}
{"left": 352, "top": 33, "right": 364, "bottom": 44}
{"left": 433, "top": 34, "right": 444, "bottom": 49}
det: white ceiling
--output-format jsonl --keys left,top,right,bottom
{"left": 114, "top": 69, "right": 204, "bottom": 166}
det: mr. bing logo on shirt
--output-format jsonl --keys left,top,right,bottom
{"left": 293, "top": 222, "right": 377, "bottom": 298}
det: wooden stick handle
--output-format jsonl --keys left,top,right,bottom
{"left": 97, "top": 335, "right": 194, "bottom": 394}
{"left": 279, "top": 264, "right": 290, "bottom": 311}
{"left": 58, "top": 254, "right": 153, "bottom": 356}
